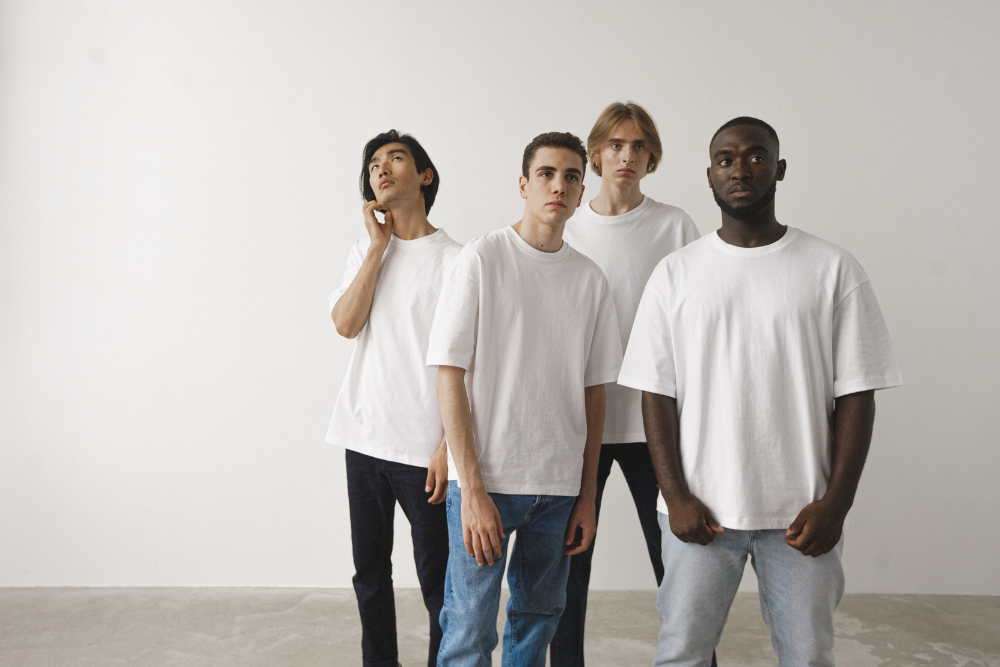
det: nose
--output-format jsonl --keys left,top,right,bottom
{"left": 621, "top": 145, "right": 634, "bottom": 164}
{"left": 551, "top": 175, "right": 568, "bottom": 194}
{"left": 731, "top": 158, "right": 750, "bottom": 180}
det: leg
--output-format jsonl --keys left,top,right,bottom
{"left": 549, "top": 447, "right": 617, "bottom": 667}
{"left": 345, "top": 449, "right": 400, "bottom": 667}
{"left": 503, "top": 494, "right": 577, "bottom": 667}
{"left": 751, "top": 530, "right": 845, "bottom": 667}
{"left": 386, "top": 460, "right": 450, "bottom": 667}
{"left": 614, "top": 443, "right": 665, "bottom": 585}
{"left": 655, "top": 515, "right": 747, "bottom": 667}
{"left": 437, "top": 483, "right": 532, "bottom": 667}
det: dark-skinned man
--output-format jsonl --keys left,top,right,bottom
{"left": 617, "top": 117, "right": 903, "bottom": 666}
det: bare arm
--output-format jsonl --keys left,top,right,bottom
{"left": 331, "top": 201, "right": 393, "bottom": 339}
{"left": 437, "top": 365, "right": 504, "bottom": 566}
{"left": 564, "top": 384, "right": 605, "bottom": 554}
{"left": 642, "top": 391, "right": 724, "bottom": 545}
{"left": 786, "top": 390, "right": 876, "bottom": 556}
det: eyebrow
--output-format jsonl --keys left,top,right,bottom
{"left": 535, "top": 166, "right": 583, "bottom": 176}
{"left": 369, "top": 149, "right": 407, "bottom": 165}
{"left": 712, "top": 144, "right": 770, "bottom": 159}
{"left": 608, "top": 137, "right": 644, "bottom": 143}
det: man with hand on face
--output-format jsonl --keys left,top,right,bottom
{"left": 618, "top": 118, "right": 903, "bottom": 666}
{"left": 328, "top": 130, "right": 461, "bottom": 667}
{"left": 427, "top": 132, "right": 623, "bottom": 666}
{"left": 553, "top": 101, "right": 705, "bottom": 667}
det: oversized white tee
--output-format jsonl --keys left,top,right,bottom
{"left": 426, "top": 226, "right": 623, "bottom": 496}
{"left": 564, "top": 196, "right": 700, "bottom": 443}
{"left": 326, "top": 229, "right": 463, "bottom": 467}
{"left": 618, "top": 227, "right": 903, "bottom": 529}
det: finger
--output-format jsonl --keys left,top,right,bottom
{"left": 704, "top": 510, "right": 725, "bottom": 533}
{"left": 564, "top": 516, "right": 579, "bottom": 546}
{"left": 786, "top": 515, "right": 806, "bottom": 538}
{"left": 424, "top": 468, "right": 435, "bottom": 494}
{"left": 489, "top": 529, "right": 503, "bottom": 561}
{"left": 479, "top": 531, "right": 495, "bottom": 566}
{"left": 471, "top": 532, "right": 485, "bottom": 566}
{"left": 428, "top": 476, "right": 447, "bottom": 504}
{"left": 494, "top": 511, "right": 506, "bottom": 541}
{"left": 463, "top": 526, "right": 474, "bottom": 558}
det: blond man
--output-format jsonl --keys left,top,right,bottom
{"left": 552, "top": 102, "right": 705, "bottom": 667}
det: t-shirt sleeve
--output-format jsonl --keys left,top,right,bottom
{"left": 584, "top": 286, "right": 623, "bottom": 387}
{"left": 328, "top": 239, "right": 368, "bottom": 314}
{"left": 426, "top": 249, "right": 480, "bottom": 370}
{"left": 832, "top": 279, "right": 904, "bottom": 397}
{"left": 617, "top": 269, "right": 677, "bottom": 397}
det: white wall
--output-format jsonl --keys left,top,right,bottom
{"left": 1, "top": 1, "right": 997, "bottom": 594}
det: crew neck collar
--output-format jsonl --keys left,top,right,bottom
{"left": 391, "top": 228, "right": 446, "bottom": 249}
{"left": 504, "top": 226, "right": 569, "bottom": 262}
{"left": 708, "top": 226, "right": 798, "bottom": 257}
{"left": 583, "top": 195, "right": 650, "bottom": 224}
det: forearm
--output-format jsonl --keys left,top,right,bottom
{"left": 436, "top": 366, "right": 484, "bottom": 491}
{"left": 331, "top": 248, "right": 384, "bottom": 338}
{"left": 641, "top": 391, "right": 690, "bottom": 503}
{"left": 823, "top": 390, "right": 876, "bottom": 511}
{"left": 580, "top": 384, "right": 606, "bottom": 500}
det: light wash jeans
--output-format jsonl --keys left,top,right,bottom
{"left": 437, "top": 481, "right": 577, "bottom": 667}
{"left": 655, "top": 513, "right": 845, "bottom": 667}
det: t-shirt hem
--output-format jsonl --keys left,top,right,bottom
{"left": 833, "top": 374, "right": 904, "bottom": 397}
{"left": 602, "top": 433, "right": 648, "bottom": 445}
{"left": 425, "top": 353, "right": 471, "bottom": 370}
{"left": 585, "top": 372, "right": 621, "bottom": 387}
{"left": 328, "top": 438, "right": 436, "bottom": 468}
{"left": 452, "top": 477, "right": 581, "bottom": 497}
{"left": 656, "top": 508, "right": 801, "bottom": 531}
{"left": 616, "top": 375, "right": 676, "bottom": 397}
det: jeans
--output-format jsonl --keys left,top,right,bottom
{"left": 346, "top": 449, "right": 449, "bottom": 667}
{"left": 437, "top": 481, "right": 577, "bottom": 667}
{"left": 550, "top": 443, "right": 664, "bottom": 667}
{"left": 655, "top": 514, "right": 845, "bottom": 667}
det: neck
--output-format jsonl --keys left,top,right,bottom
{"left": 388, "top": 198, "right": 436, "bottom": 241}
{"left": 717, "top": 208, "right": 785, "bottom": 248}
{"left": 512, "top": 213, "right": 565, "bottom": 253}
{"left": 590, "top": 179, "right": 644, "bottom": 216}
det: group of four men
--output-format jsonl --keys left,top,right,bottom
{"left": 327, "top": 103, "right": 903, "bottom": 667}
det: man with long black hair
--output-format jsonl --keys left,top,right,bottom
{"left": 328, "top": 130, "right": 461, "bottom": 667}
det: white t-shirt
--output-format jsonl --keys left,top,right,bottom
{"left": 326, "top": 229, "right": 463, "bottom": 467}
{"left": 564, "top": 196, "right": 700, "bottom": 443}
{"left": 426, "top": 226, "right": 623, "bottom": 496}
{"left": 618, "top": 227, "right": 903, "bottom": 529}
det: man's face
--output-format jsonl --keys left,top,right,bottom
{"left": 597, "top": 119, "right": 651, "bottom": 185}
{"left": 707, "top": 125, "right": 785, "bottom": 220}
{"left": 519, "top": 146, "right": 586, "bottom": 227}
{"left": 367, "top": 142, "right": 432, "bottom": 208}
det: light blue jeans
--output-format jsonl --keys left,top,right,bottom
{"left": 437, "top": 481, "right": 577, "bottom": 667}
{"left": 655, "top": 513, "right": 845, "bottom": 667}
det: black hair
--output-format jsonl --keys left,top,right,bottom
{"left": 521, "top": 131, "right": 588, "bottom": 180}
{"left": 359, "top": 130, "right": 439, "bottom": 215}
{"left": 711, "top": 117, "right": 779, "bottom": 148}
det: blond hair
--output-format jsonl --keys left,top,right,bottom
{"left": 587, "top": 101, "right": 663, "bottom": 176}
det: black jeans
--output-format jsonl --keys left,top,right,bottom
{"left": 550, "top": 443, "right": 718, "bottom": 667}
{"left": 346, "top": 449, "right": 449, "bottom": 667}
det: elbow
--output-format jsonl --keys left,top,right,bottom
{"left": 332, "top": 315, "right": 360, "bottom": 339}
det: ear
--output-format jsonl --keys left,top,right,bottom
{"left": 519, "top": 175, "right": 528, "bottom": 200}
{"left": 420, "top": 168, "right": 434, "bottom": 186}
{"left": 775, "top": 159, "right": 786, "bottom": 182}
{"left": 706, "top": 166, "right": 713, "bottom": 188}
{"left": 577, "top": 183, "right": 585, "bottom": 206}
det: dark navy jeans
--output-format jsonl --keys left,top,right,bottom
{"left": 346, "top": 449, "right": 449, "bottom": 667}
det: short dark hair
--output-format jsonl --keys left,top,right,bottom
{"left": 711, "top": 117, "right": 779, "bottom": 148}
{"left": 359, "top": 130, "right": 440, "bottom": 215}
{"left": 521, "top": 132, "right": 588, "bottom": 180}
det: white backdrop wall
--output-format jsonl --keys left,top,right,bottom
{"left": 1, "top": 1, "right": 998, "bottom": 594}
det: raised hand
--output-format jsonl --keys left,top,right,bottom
{"left": 362, "top": 200, "right": 393, "bottom": 254}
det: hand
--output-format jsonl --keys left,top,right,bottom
{"left": 425, "top": 439, "right": 448, "bottom": 505}
{"left": 665, "top": 493, "right": 725, "bottom": 545}
{"left": 785, "top": 499, "right": 846, "bottom": 557}
{"left": 461, "top": 488, "right": 505, "bottom": 566}
{"left": 362, "top": 200, "right": 393, "bottom": 254}
{"left": 564, "top": 495, "right": 597, "bottom": 555}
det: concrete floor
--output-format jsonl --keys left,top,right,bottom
{"left": 1, "top": 589, "right": 998, "bottom": 666}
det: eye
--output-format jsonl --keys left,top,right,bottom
{"left": 568, "top": 174, "right": 578, "bottom": 181}
{"left": 719, "top": 158, "right": 731, "bottom": 166}
{"left": 610, "top": 143, "right": 621, "bottom": 149}
{"left": 635, "top": 143, "right": 645, "bottom": 151}
{"left": 750, "top": 155, "right": 763, "bottom": 163}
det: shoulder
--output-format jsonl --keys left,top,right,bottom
{"left": 564, "top": 244, "right": 612, "bottom": 289}
{"left": 790, "top": 228, "right": 866, "bottom": 274}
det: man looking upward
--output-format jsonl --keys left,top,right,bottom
{"left": 619, "top": 118, "right": 903, "bottom": 666}
{"left": 553, "top": 101, "right": 702, "bottom": 667}
{"left": 427, "top": 132, "right": 623, "bottom": 666}
{"left": 328, "top": 130, "right": 461, "bottom": 667}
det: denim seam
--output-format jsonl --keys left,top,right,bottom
{"left": 505, "top": 529, "right": 524, "bottom": 666}
{"left": 752, "top": 531, "right": 787, "bottom": 667}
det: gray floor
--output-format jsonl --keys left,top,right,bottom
{"left": 1, "top": 588, "right": 998, "bottom": 666}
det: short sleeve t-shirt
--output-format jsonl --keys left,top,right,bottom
{"left": 564, "top": 196, "right": 700, "bottom": 443}
{"left": 426, "top": 226, "right": 623, "bottom": 496}
{"left": 618, "top": 227, "right": 903, "bottom": 529}
{"left": 326, "top": 229, "right": 463, "bottom": 467}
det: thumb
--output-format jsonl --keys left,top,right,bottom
{"left": 786, "top": 514, "right": 806, "bottom": 537}
{"left": 383, "top": 209, "right": 394, "bottom": 228}
{"left": 424, "top": 467, "right": 435, "bottom": 493}
{"left": 704, "top": 508, "right": 725, "bottom": 533}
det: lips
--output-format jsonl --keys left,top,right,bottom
{"left": 379, "top": 179, "right": 394, "bottom": 189}
{"left": 546, "top": 201, "right": 566, "bottom": 208}
{"left": 729, "top": 185, "right": 754, "bottom": 198}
